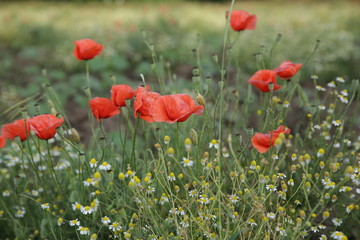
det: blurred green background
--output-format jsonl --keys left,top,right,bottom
{"left": 0, "top": 0, "right": 359, "bottom": 124}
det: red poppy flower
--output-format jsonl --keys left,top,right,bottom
{"left": 151, "top": 94, "right": 204, "bottom": 123}
{"left": 111, "top": 84, "right": 135, "bottom": 107}
{"left": 28, "top": 114, "right": 64, "bottom": 140}
{"left": 0, "top": 136, "right": 6, "bottom": 149}
{"left": 274, "top": 60, "right": 303, "bottom": 79}
{"left": 230, "top": 10, "right": 257, "bottom": 31}
{"left": 248, "top": 70, "right": 282, "bottom": 92}
{"left": 89, "top": 97, "right": 120, "bottom": 122}
{"left": 133, "top": 86, "right": 160, "bottom": 122}
{"left": 1, "top": 119, "right": 30, "bottom": 141}
{"left": 251, "top": 126, "right": 290, "bottom": 153}
{"left": 73, "top": 39, "right": 103, "bottom": 61}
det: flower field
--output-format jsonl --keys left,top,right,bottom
{"left": 0, "top": 1, "right": 360, "bottom": 239}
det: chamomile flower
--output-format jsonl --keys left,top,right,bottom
{"left": 229, "top": 194, "right": 239, "bottom": 203}
{"left": 78, "top": 226, "right": 90, "bottom": 235}
{"left": 266, "top": 184, "right": 277, "bottom": 192}
{"left": 99, "top": 161, "right": 111, "bottom": 171}
{"left": 164, "top": 135, "right": 170, "bottom": 144}
{"left": 81, "top": 206, "right": 93, "bottom": 215}
{"left": 332, "top": 120, "right": 341, "bottom": 126}
{"left": 340, "top": 89, "right": 348, "bottom": 96}
{"left": 181, "top": 158, "right": 194, "bottom": 167}
{"left": 15, "top": 207, "right": 25, "bottom": 218}
{"left": 101, "top": 216, "right": 111, "bottom": 225}
{"left": 248, "top": 219, "right": 257, "bottom": 226}
{"left": 72, "top": 202, "right": 82, "bottom": 211}
{"left": 83, "top": 178, "right": 95, "bottom": 187}
{"left": 316, "top": 85, "right": 326, "bottom": 91}
{"left": 332, "top": 218, "right": 343, "bottom": 226}
{"left": 57, "top": 217, "right": 64, "bottom": 226}
{"left": 2, "top": 190, "right": 10, "bottom": 197}
{"left": 89, "top": 158, "right": 97, "bottom": 168}
{"left": 209, "top": 139, "right": 219, "bottom": 149}
{"left": 266, "top": 212, "right": 276, "bottom": 219}
{"left": 167, "top": 172, "right": 176, "bottom": 181}
{"left": 109, "top": 222, "right": 122, "bottom": 231}
{"left": 69, "top": 219, "right": 80, "bottom": 227}
{"left": 331, "top": 231, "right": 346, "bottom": 240}
{"left": 327, "top": 81, "right": 336, "bottom": 88}
{"left": 320, "top": 235, "right": 328, "bottom": 240}
{"left": 336, "top": 77, "right": 345, "bottom": 83}
{"left": 41, "top": 203, "right": 50, "bottom": 210}
{"left": 276, "top": 226, "right": 287, "bottom": 236}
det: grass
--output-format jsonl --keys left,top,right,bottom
{"left": 0, "top": 1, "right": 360, "bottom": 239}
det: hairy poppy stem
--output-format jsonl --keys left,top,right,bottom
{"left": 130, "top": 114, "right": 140, "bottom": 171}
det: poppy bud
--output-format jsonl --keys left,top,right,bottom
{"left": 71, "top": 128, "right": 80, "bottom": 143}
{"left": 73, "top": 39, "right": 103, "bottom": 61}
{"left": 196, "top": 94, "right": 206, "bottom": 107}
{"left": 189, "top": 129, "right": 198, "bottom": 145}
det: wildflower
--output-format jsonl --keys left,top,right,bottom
{"left": 276, "top": 226, "right": 287, "bottom": 236}
{"left": 28, "top": 114, "right": 64, "bottom": 140}
{"left": 81, "top": 206, "right": 93, "bottom": 215}
{"left": 311, "top": 226, "right": 319, "bottom": 233}
{"left": 111, "top": 84, "right": 135, "bottom": 107}
{"left": 78, "top": 226, "right": 90, "bottom": 235}
{"left": 248, "top": 219, "right": 257, "bottom": 226}
{"left": 73, "top": 39, "right": 103, "bottom": 61}
{"left": 168, "top": 172, "right": 176, "bottom": 181}
{"left": 320, "top": 234, "right": 328, "bottom": 240}
{"left": 164, "top": 135, "right": 170, "bottom": 144}
{"left": 336, "top": 77, "right": 345, "bottom": 83}
{"left": 332, "top": 218, "right": 342, "bottom": 226}
{"left": 167, "top": 147, "right": 174, "bottom": 157}
{"left": 181, "top": 157, "right": 194, "bottom": 167}
{"left": 251, "top": 125, "right": 290, "bottom": 153}
{"left": 1, "top": 119, "right": 30, "bottom": 141}
{"left": 278, "top": 173, "right": 286, "bottom": 179}
{"left": 340, "top": 89, "right": 348, "bottom": 96}
{"left": 327, "top": 81, "right": 336, "bottom": 88}
{"left": 2, "top": 190, "right": 10, "bottom": 197}
{"left": 317, "top": 148, "right": 325, "bottom": 157}
{"left": 133, "top": 86, "right": 160, "bottom": 122}
{"left": 83, "top": 178, "right": 95, "bottom": 187}
{"left": 266, "top": 184, "right": 277, "bottom": 192}
{"left": 146, "top": 186, "right": 155, "bottom": 194}
{"left": 72, "top": 202, "right": 82, "bottom": 211}
{"left": 123, "top": 232, "right": 131, "bottom": 239}
{"left": 90, "top": 234, "right": 97, "bottom": 240}
{"left": 41, "top": 203, "right": 50, "bottom": 210}
{"left": 331, "top": 231, "right": 346, "bottom": 240}
{"left": 332, "top": 120, "right": 341, "bottom": 126}
{"left": 266, "top": 212, "right": 276, "bottom": 219}
{"left": 109, "top": 221, "right": 122, "bottom": 231}
{"left": 99, "top": 161, "right": 111, "bottom": 171}
{"left": 294, "top": 200, "right": 301, "bottom": 205}
{"left": 89, "top": 97, "right": 120, "bottom": 122}
{"left": 346, "top": 204, "right": 354, "bottom": 214}
{"left": 159, "top": 193, "right": 169, "bottom": 204}
{"left": 209, "top": 139, "right": 219, "bottom": 149}
{"left": 151, "top": 94, "right": 204, "bottom": 123}
{"left": 338, "top": 94, "right": 349, "bottom": 104}
{"left": 291, "top": 153, "right": 297, "bottom": 161}
{"left": 319, "top": 225, "right": 326, "bottom": 229}
{"left": 69, "top": 219, "right": 80, "bottom": 227}
{"left": 229, "top": 10, "right": 257, "bottom": 31}
{"left": 248, "top": 70, "right": 282, "bottom": 92}
{"left": 311, "top": 75, "right": 319, "bottom": 80}
{"left": 101, "top": 216, "right": 111, "bottom": 225}
{"left": 316, "top": 85, "right": 326, "bottom": 91}
{"left": 229, "top": 194, "right": 239, "bottom": 203}
{"left": 0, "top": 136, "right": 6, "bottom": 149}
{"left": 198, "top": 194, "right": 210, "bottom": 205}
{"left": 89, "top": 158, "right": 97, "bottom": 168}
{"left": 15, "top": 207, "right": 26, "bottom": 218}
{"left": 288, "top": 179, "right": 294, "bottom": 186}
{"left": 274, "top": 60, "right": 302, "bottom": 79}
{"left": 57, "top": 217, "right": 64, "bottom": 226}
{"left": 319, "top": 105, "right": 326, "bottom": 110}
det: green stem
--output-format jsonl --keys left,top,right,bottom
{"left": 130, "top": 114, "right": 141, "bottom": 171}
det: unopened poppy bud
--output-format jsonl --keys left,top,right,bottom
{"left": 246, "top": 126, "right": 254, "bottom": 136}
{"left": 212, "top": 54, "right": 219, "bottom": 64}
{"left": 189, "top": 129, "right": 198, "bottom": 145}
{"left": 196, "top": 94, "right": 206, "bottom": 107}
{"left": 50, "top": 107, "right": 58, "bottom": 116}
{"left": 192, "top": 67, "right": 200, "bottom": 76}
{"left": 84, "top": 87, "right": 91, "bottom": 98}
{"left": 69, "top": 128, "right": 80, "bottom": 143}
